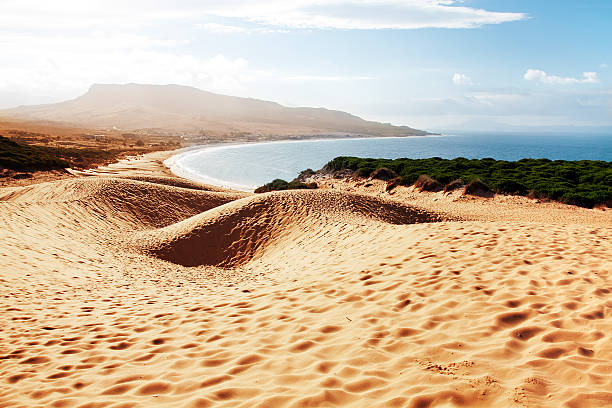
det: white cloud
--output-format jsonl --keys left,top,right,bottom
{"left": 524, "top": 69, "right": 599, "bottom": 85}
{"left": 203, "top": 0, "right": 527, "bottom": 30}
{"left": 194, "top": 22, "right": 290, "bottom": 35}
{"left": 369, "top": 89, "right": 612, "bottom": 127}
{"left": 195, "top": 23, "right": 248, "bottom": 34}
{"left": 600, "top": 63, "right": 608, "bottom": 69}
{"left": 283, "top": 75, "right": 374, "bottom": 81}
{"left": 0, "top": 34, "right": 261, "bottom": 107}
{"left": 0, "top": 1, "right": 527, "bottom": 107}
{"left": 452, "top": 73, "right": 472, "bottom": 85}
{"left": 0, "top": 0, "right": 526, "bottom": 31}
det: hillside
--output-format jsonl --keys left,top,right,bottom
{"left": 0, "top": 84, "right": 428, "bottom": 138}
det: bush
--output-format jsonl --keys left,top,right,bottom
{"left": 414, "top": 175, "right": 443, "bottom": 192}
{"left": 358, "top": 167, "right": 375, "bottom": 178}
{"left": 491, "top": 179, "right": 527, "bottom": 195}
{"left": 443, "top": 179, "right": 464, "bottom": 194}
{"left": 325, "top": 156, "right": 612, "bottom": 208}
{"left": 255, "top": 178, "right": 317, "bottom": 193}
{"left": 386, "top": 176, "right": 401, "bottom": 192}
{"left": 296, "top": 168, "right": 316, "bottom": 181}
{"left": 370, "top": 167, "right": 399, "bottom": 181}
{"left": 464, "top": 179, "right": 493, "bottom": 197}
{"left": 0, "top": 136, "right": 70, "bottom": 170}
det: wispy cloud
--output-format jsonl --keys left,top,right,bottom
{"left": 524, "top": 69, "right": 599, "bottom": 85}
{"left": 452, "top": 73, "right": 472, "bottom": 85}
{"left": 195, "top": 22, "right": 290, "bottom": 35}
{"left": 195, "top": 23, "right": 248, "bottom": 34}
{"left": 0, "top": 41, "right": 261, "bottom": 107}
{"left": 0, "top": 0, "right": 526, "bottom": 107}
{"left": 370, "top": 89, "right": 612, "bottom": 125}
{"left": 203, "top": 0, "right": 527, "bottom": 30}
{"left": 283, "top": 75, "right": 374, "bottom": 81}
{"left": 0, "top": 1, "right": 526, "bottom": 31}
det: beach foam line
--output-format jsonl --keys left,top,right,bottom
{"left": 164, "top": 144, "right": 258, "bottom": 191}
{"left": 164, "top": 135, "right": 452, "bottom": 192}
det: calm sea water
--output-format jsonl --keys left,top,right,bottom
{"left": 167, "top": 133, "right": 612, "bottom": 191}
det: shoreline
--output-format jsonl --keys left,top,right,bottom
{"left": 161, "top": 133, "right": 612, "bottom": 196}
{"left": 1, "top": 134, "right": 432, "bottom": 190}
{"left": 163, "top": 143, "right": 256, "bottom": 191}
{"left": 163, "top": 135, "right": 451, "bottom": 192}
{"left": 160, "top": 143, "right": 611, "bottom": 226}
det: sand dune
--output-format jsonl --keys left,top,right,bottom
{"left": 1, "top": 167, "right": 611, "bottom": 407}
{"left": 138, "top": 190, "right": 444, "bottom": 267}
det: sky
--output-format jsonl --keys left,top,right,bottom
{"left": 0, "top": 0, "right": 610, "bottom": 131}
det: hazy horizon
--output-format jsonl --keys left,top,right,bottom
{"left": 1, "top": 0, "right": 610, "bottom": 130}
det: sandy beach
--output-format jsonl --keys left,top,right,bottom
{"left": 1, "top": 150, "right": 611, "bottom": 408}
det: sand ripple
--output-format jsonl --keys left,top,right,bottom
{"left": 0, "top": 176, "right": 611, "bottom": 407}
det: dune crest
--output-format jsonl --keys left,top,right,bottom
{"left": 138, "top": 190, "right": 445, "bottom": 267}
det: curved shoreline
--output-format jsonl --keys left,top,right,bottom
{"left": 163, "top": 135, "right": 445, "bottom": 192}
{"left": 163, "top": 132, "right": 612, "bottom": 194}
{"left": 164, "top": 143, "right": 258, "bottom": 191}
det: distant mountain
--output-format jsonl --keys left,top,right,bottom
{"left": 433, "top": 118, "right": 612, "bottom": 134}
{"left": 0, "top": 84, "right": 429, "bottom": 137}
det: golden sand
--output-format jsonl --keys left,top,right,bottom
{"left": 0, "top": 152, "right": 611, "bottom": 408}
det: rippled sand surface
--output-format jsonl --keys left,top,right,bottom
{"left": 1, "top": 160, "right": 611, "bottom": 408}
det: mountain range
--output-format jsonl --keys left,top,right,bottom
{"left": 0, "top": 84, "right": 428, "bottom": 137}
{"left": 431, "top": 118, "right": 612, "bottom": 134}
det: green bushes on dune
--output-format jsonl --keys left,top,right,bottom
{"left": 0, "top": 136, "right": 71, "bottom": 170}
{"left": 254, "top": 179, "right": 318, "bottom": 193}
{"left": 326, "top": 156, "right": 612, "bottom": 208}
{"left": 0, "top": 135, "right": 121, "bottom": 171}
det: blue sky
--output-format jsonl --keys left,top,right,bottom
{"left": 0, "top": 0, "right": 610, "bottom": 130}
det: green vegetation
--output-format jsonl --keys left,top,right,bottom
{"left": 327, "top": 156, "right": 612, "bottom": 208}
{"left": 0, "top": 135, "right": 121, "bottom": 171}
{"left": 254, "top": 178, "right": 318, "bottom": 193}
{"left": 1, "top": 136, "right": 70, "bottom": 170}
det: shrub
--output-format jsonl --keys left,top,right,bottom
{"left": 0, "top": 136, "right": 70, "bottom": 170}
{"left": 255, "top": 178, "right": 317, "bottom": 193}
{"left": 254, "top": 179, "right": 288, "bottom": 193}
{"left": 296, "top": 168, "right": 316, "bottom": 181}
{"left": 443, "top": 179, "right": 464, "bottom": 194}
{"left": 386, "top": 176, "right": 401, "bottom": 192}
{"left": 464, "top": 179, "right": 493, "bottom": 197}
{"left": 324, "top": 156, "right": 611, "bottom": 208}
{"left": 492, "top": 179, "right": 528, "bottom": 195}
{"left": 370, "top": 167, "right": 399, "bottom": 181}
{"left": 358, "top": 167, "right": 375, "bottom": 178}
{"left": 414, "top": 175, "right": 443, "bottom": 192}
{"left": 0, "top": 135, "right": 131, "bottom": 171}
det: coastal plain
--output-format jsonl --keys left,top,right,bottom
{"left": 1, "top": 152, "right": 611, "bottom": 408}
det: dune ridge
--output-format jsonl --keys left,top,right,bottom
{"left": 0, "top": 162, "right": 611, "bottom": 408}
{"left": 138, "top": 190, "right": 445, "bottom": 267}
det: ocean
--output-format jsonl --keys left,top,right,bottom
{"left": 166, "top": 133, "right": 612, "bottom": 191}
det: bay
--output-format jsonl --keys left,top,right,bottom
{"left": 167, "top": 133, "right": 612, "bottom": 191}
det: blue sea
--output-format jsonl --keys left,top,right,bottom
{"left": 166, "top": 133, "right": 612, "bottom": 191}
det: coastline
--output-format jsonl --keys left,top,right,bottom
{"left": 32, "top": 135, "right": 438, "bottom": 192}
{"left": 163, "top": 135, "right": 449, "bottom": 192}
{"left": 163, "top": 143, "right": 257, "bottom": 191}
{"left": 161, "top": 132, "right": 612, "bottom": 194}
